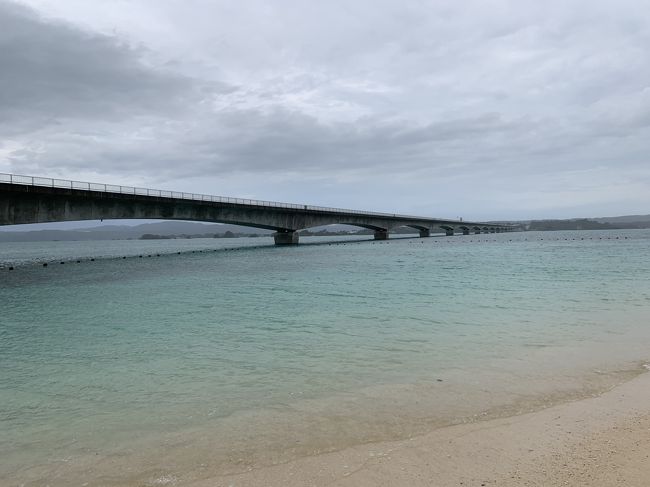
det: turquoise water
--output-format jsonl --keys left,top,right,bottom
{"left": 2, "top": 230, "right": 650, "bottom": 485}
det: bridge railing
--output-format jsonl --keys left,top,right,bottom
{"left": 0, "top": 172, "right": 515, "bottom": 227}
{"left": 1, "top": 172, "right": 438, "bottom": 220}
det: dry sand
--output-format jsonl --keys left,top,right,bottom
{"left": 190, "top": 369, "right": 650, "bottom": 487}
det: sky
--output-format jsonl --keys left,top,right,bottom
{"left": 1, "top": 0, "right": 650, "bottom": 220}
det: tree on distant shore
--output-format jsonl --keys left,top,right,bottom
{"left": 527, "top": 219, "right": 618, "bottom": 231}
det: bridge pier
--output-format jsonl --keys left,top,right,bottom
{"left": 374, "top": 229, "right": 389, "bottom": 240}
{"left": 419, "top": 229, "right": 431, "bottom": 238}
{"left": 462, "top": 228, "right": 470, "bottom": 235}
{"left": 273, "top": 230, "right": 299, "bottom": 245}
{"left": 445, "top": 229, "right": 454, "bottom": 236}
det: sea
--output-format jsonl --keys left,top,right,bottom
{"left": 1, "top": 229, "right": 650, "bottom": 486}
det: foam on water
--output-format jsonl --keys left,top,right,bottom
{"left": 1, "top": 230, "right": 650, "bottom": 485}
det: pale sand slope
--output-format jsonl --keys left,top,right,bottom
{"left": 192, "top": 370, "right": 650, "bottom": 487}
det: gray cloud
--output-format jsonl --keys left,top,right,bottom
{"left": 2, "top": 0, "right": 650, "bottom": 218}
{"left": 0, "top": 1, "right": 228, "bottom": 135}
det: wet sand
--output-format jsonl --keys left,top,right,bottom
{"left": 193, "top": 368, "right": 650, "bottom": 487}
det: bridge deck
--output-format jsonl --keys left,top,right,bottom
{"left": 0, "top": 173, "right": 517, "bottom": 244}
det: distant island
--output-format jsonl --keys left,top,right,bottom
{"left": 525, "top": 219, "right": 620, "bottom": 231}
{"left": 521, "top": 215, "right": 650, "bottom": 231}
{"left": 137, "top": 227, "right": 422, "bottom": 240}
{"left": 1, "top": 215, "right": 649, "bottom": 242}
{"left": 140, "top": 230, "right": 266, "bottom": 240}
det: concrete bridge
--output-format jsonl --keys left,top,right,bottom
{"left": 0, "top": 174, "right": 516, "bottom": 245}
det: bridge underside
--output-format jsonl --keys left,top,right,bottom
{"left": 0, "top": 183, "right": 514, "bottom": 245}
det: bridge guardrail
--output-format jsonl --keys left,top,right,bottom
{"left": 0, "top": 172, "right": 515, "bottom": 227}
{"left": 1, "top": 172, "right": 442, "bottom": 220}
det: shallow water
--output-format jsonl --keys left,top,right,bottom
{"left": 1, "top": 230, "right": 650, "bottom": 485}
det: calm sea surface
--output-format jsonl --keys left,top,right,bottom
{"left": 1, "top": 230, "right": 650, "bottom": 485}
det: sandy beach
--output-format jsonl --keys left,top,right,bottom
{"left": 192, "top": 367, "right": 650, "bottom": 487}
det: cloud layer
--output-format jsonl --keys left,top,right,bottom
{"left": 2, "top": 0, "right": 650, "bottom": 218}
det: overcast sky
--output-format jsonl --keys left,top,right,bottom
{"left": 1, "top": 0, "right": 650, "bottom": 220}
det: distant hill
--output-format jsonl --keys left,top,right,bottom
{"left": 0, "top": 221, "right": 366, "bottom": 242}
{"left": 524, "top": 215, "right": 650, "bottom": 231}
{"left": 527, "top": 219, "right": 620, "bottom": 231}
{"left": 1, "top": 214, "right": 648, "bottom": 242}
{"left": 592, "top": 214, "right": 650, "bottom": 226}
{"left": 0, "top": 221, "right": 274, "bottom": 242}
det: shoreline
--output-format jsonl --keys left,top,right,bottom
{"left": 5, "top": 361, "right": 649, "bottom": 486}
{"left": 191, "top": 365, "right": 650, "bottom": 487}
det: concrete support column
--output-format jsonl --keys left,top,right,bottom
{"left": 419, "top": 229, "right": 431, "bottom": 238}
{"left": 490, "top": 228, "right": 496, "bottom": 233}
{"left": 462, "top": 228, "right": 470, "bottom": 235}
{"left": 374, "top": 229, "right": 389, "bottom": 240}
{"left": 474, "top": 229, "right": 481, "bottom": 234}
{"left": 274, "top": 230, "right": 299, "bottom": 245}
{"left": 445, "top": 228, "right": 454, "bottom": 236}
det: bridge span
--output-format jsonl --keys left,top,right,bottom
{"left": 0, "top": 174, "right": 516, "bottom": 245}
